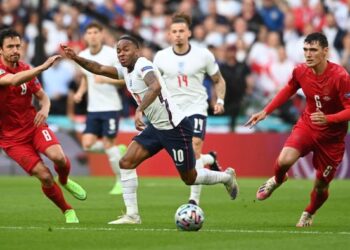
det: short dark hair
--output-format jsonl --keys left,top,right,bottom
{"left": 304, "top": 32, "right": 328, "bottom": 48}
{"left": 85, "top": 22, "right": 103, "bottom": 32}
{"left": 119, "top": 35, "right": 140, "bottom": 48}
{"left": 171, "top": 12, "right": 192, "bottom": 28}
{"left": 0, "top": 28, "right": 21, "bottom": 47}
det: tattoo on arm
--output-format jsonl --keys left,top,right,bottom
{"left": 138, "top": 71, "right": 161, "bottom": 112}
{"left": 211, "top": 70, "right": 226, "bottom": 99}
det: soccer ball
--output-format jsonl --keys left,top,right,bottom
{"left": 174, "top": 204, "right": 205, "bottom": 231}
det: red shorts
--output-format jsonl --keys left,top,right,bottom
{"left": 3, "top": 126, "right": 60, "bottom": 175}
{"left": 285, "top": 123, "right": 345, "bottom": 184}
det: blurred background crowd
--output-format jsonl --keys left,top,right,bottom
{"left": 1, "top": 0, "right": 350, "bottom": 132}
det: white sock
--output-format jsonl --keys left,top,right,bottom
{"left": 105, "top": 146, "right": 121, "bottom": 182}
{"left": 201, "top": 154, "right": 214, "bottom": 165}
{"left": 189, "top": 159, "right": 204, "bottom": 205}
{"left": 120, "top": 169, "right": 139, "bottom": 215}
{"left": 87, "top": 141, "right": 105, "bottom": 153}
{"left": 194, "top": 168, "right": 230, "bottom": 185}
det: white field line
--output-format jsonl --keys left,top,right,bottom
{"left": 0, "top": 226, "right": 350, "bottom": 235}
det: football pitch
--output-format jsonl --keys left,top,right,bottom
{"left": 0, "top": 176, "right": 349, "bottom": 250}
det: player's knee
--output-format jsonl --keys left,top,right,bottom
{"left": 119, "top": 156, "right": 133, "bottom": 169}
{"left": 49, "top": 152, "right": 66, "bottom": 164}
{"left": 277, "top": 156, "right": 295, "bottom": 168}
{"left": 34, "top": 168, "right": 54, "bottom": 186}
{"left": 180, "top": 174, "right": 196, "bottom": 185}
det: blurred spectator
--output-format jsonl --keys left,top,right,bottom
{"left": 292, "top": 0, "right": 315, "bottom": 33}
{"left": 340, "top": 32, "right": 350, "bottom": 73}
{"left": 42, "top": 59, "right": 76, "bottom": 115}
{"left": 220, "top": 45, "right": 253, "bottom": 130}
{"left": 225, "top": 17, "right": 256, "bottom": 48}
{"left": 259, "top": 0, "right": 284, "bottom": 31}
{"left": 239, "top": 0, "right": 264, "bottom": 34}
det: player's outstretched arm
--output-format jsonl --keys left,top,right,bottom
{"left": 60, "top": 44, "right": 119, "bottom": 79}
{"left": 0, "top": 55, "right": 61, "bottom": 86}
{"left": 244, "top": 110, "right": 267, "bottom": 128}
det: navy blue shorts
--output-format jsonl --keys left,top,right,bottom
{"left": 188, "top": 114, "right": 207, "bottom": 140}
{"left": 84, "top": 111, "right": 121, "bottom": 138}
{"left": 133, "top": 117, "right": 195, "bottom": 172}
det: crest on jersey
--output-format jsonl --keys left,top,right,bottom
{"left": 0, "top": 69, "right": 6, "bottom": 75}
{"left": 344, "top": 92, "right": 350, "bottom": 99}
{"left": 323, "top": 96, "right": 331, "bottom": 101}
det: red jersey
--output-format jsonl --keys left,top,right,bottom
{"left": 0, "top": 60, "right": 42, "bottom": 147}
{"left": 265, "top": 62, "right": 350, "bottom": 142}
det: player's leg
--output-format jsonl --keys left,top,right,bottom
{"left": 257, "top": 125, "right": 312, "bottom": 200}
{"left": 4, "top": 145, "right": 77, "bottom": 223}
{"left": 101, "top": 111, "right": 126, "bottom": 195}
{"left": 164, "top": 118, "right": 238, "bottom": 199}
{"left": 109, "top": 126, "right": 160, "bottom": 224}
{"left": 82, "top": 112, "right": 104, "bottom": 152}
{"left": 35, "top": 126, "right": 87, "bottom": 200}
{"left": 256, "top": 147, "right": 299, "bottom": 200}
{"left": 188, "top": 136, "right": 204, "bottom": 205}
{"left": 297, "top": 144, "right": 342, "bottom": 227}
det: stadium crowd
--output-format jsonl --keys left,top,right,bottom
{"left": 1, "top": 0, "right": 350, "bottom": 131}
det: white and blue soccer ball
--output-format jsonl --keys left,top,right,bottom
{"left": 174, "top": 204, "right": 205, "bottom": 231}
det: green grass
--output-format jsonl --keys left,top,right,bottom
{"left": 0, "top": 176, "right": 349, "bottom": 250}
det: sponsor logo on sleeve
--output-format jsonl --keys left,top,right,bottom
{"left": 141, "top": 66, "right": 153, "bottom": 72}
{"left": 344, "top": 92, "right": 350, "bottom": 99}
{"left": 0, "top": 69, "right": 6, "bottom": 75}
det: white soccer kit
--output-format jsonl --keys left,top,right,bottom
{"left": 115, "top": 57, "right": 184, "bottom": 130}
{"left": 79, "top": 45, "right": 123, "bottom": 112}
{"left": 154, "top": 45, "right": 219, "bottom": 117}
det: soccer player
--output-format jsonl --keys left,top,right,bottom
{"left": 0, "top": 28, "right": 87, "bottom": 223}
{"left": 153, "top": 13, "right": 231, "bottom": 206}
{"left": 245, "top": 32, "right": 350, "bottom": 227}
{"left": 61, "top": 35, "right": 238, "bottom": 225}
{"left": 74, "top": 22, "right": 126, "bottom": 195}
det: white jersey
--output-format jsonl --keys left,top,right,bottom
{"left": 79, "top": 45, "right": 122, "bottom": 112}
{"left": 115, "top": 57, "right": 184, "bottom": 130}
{"left": 154, "top": 45, "right": 219, "bottom": 116}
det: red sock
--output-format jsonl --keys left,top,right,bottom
{"left": 305, "top": 189, "right": 329, "bottom": 215}
{"left": 54, "top": 156, "right": 71, "bottom": 185}
{"left": 274, "top": 160, "right": 287, "bottom": 184}
{"left": 42, "top": 182, "right": 72, "bottom": 212}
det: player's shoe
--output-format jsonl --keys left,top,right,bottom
{"left": 224, "top": 167, "right": 239, "bottom": 200}
{"left": 118, "top": 144, "right": 127, "bottom": 156}
{"left": 188, "top": 199, "right": 198, "bottom": 205}
{"left": 208, "top": 151, "right": 222, "bottom": 171}
{"left": 296, "top": 211, "right": 313, "bottom": 227}
{"left": 109, "top": 181, "right": 122, "bottom": 195}
{"left": 64, "top": 209, "right": 79, "bottom": 224}
{"left": 63, "top": 179, "right": 87, "bottom": 201}
{"left": 108, "top": 214, "right": 141, "bottom": 225}
{"left": 256, "top": 175, "right": 288, "bottom": 201}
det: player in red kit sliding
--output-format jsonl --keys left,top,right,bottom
{"left": 0, "top": 28, "right": 86, "bottom": 223}
{"left": 245, "top": 32, "right": 350, "bottom": 227}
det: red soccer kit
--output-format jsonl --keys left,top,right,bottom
{"left": 264, "top": 62, "right": 350, "bottom": 183}
{"left": 0, "top": 60, "right": 60, "bottom": 174}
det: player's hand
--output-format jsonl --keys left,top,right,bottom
{"left": 244, "top": 110, "right": 267, "bottom": 128}
{"left": 73, "top": 93, "right": 83, "bottom": 103}
{"left": 41, "top": 55, "right": 61, "bottom": 70}
{"left": 34, "top": 109, "right": 48, "bottom": 127}
{"left": 135, "top": 108, "right": 146, "bottom": 131}
{"left": 60, "top": 44, "right": 77, "bottom": 60}
{"left": 213, "top": 103, "right": 224, "bottom": 115}
{"left": 310, "top": 109, "right": 328, "bottom": 125}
